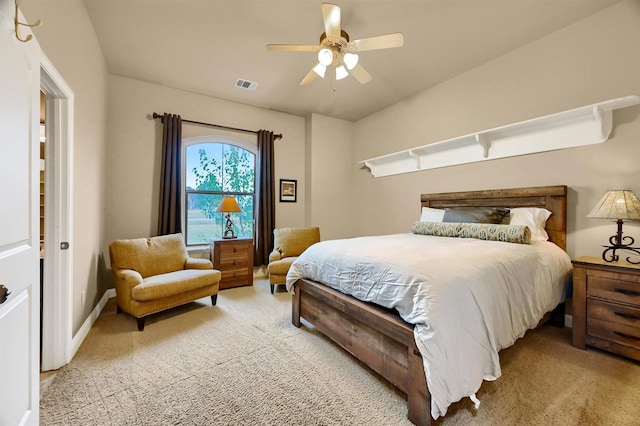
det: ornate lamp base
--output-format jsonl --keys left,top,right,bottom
{"left": 601, "top": 219, "right": 640, "bottom": 264}
{"left": 222, "top": 213, "right": 237, "bottom": 239}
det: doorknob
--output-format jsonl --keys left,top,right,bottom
{"left": 0, "top": 285, "right": 10, "bottom": 304}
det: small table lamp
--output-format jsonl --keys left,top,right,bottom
{"left": 587, "top": 190, "right": 640, "bottom": 264}
{"left": 216, "top": 196, "right": 242, "bottom": 239}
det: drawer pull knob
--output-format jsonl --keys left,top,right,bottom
{"left": 614, "top": 311, "right": 640, "bottom": 321}
{"left": 233, "top": 248, "right": 237, "bottom": 253}
{"left": 614, "top": 331, "right": 640, "bottom": 342}
{"left": 614, "top": 288, "right": 640, "bottom": 297}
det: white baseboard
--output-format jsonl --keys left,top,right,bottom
{"left": 70, "top": 288, "right": 116, "bottom": 358}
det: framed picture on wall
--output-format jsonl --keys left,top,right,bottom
{"left": 279, "top": 179, "right": 297, "bottom": 203}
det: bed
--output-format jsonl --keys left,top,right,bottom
{"left": 286, "top": 185, "right": 571, "bottom": 426}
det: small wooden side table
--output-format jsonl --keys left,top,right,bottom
{"left": 210, "top": 238, "right": 254, "bottom": 290}
{"left": 572, "top": 256, "right": 640, "bottom": 361}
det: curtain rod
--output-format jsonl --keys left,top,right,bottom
{"left": 152, "top": 112, "right": 283, "bottom": 140}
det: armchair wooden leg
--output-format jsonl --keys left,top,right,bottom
{"left": 136, "top": 317, "right": 145, "bottom": 331}
{"left": 211, "top": 294, "right": 218, "bottom": 305}
{"left": 270, "top": 284, "right": 275, "bottom": 294}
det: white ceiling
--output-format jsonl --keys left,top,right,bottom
{"left": 83, "top": 0, "right": 621, "bottom": 122}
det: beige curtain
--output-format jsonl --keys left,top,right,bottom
{"left": 254, "top": 130, "right": 275, "bottom": 266}
{"left": 157, "top": 113, "right": 182, "bottom": 235}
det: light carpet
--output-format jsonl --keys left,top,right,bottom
{"left": 40, "top": 278, "right": 640, "bottom": 425}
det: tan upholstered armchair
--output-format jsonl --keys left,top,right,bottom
{"left": 267, "top": 227, "right": 320, "bottom": 294}
{"left": 109, "top": 233, "right": 221, "bottom": 330}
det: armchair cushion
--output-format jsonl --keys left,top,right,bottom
{"left": 132, "top": 269, "right": 220, "bottom": 301}
{"left": 267, "top": 256, "right": 299, "bottom": 276}
{"left": 110, "top": 233, "right": 188, "bottom": 278}
{"left": 272, "top": 227, "right": 321, "bottom": 258}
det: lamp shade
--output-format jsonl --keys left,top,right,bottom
{"left": 587, "top": 190, "right": 640, "bottom": 220}
{"left": 216, "top": 196, "right": 242, "bottom": 213}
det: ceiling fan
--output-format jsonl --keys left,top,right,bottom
{"left": 266, "top": 3, "right": 404, "bottom": 86}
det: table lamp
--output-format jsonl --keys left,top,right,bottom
{"left": 587, "top": 190, "right": 640, "bottom": 264}
{"left": 216, "top": 196, "right": 242, "bottom": 239}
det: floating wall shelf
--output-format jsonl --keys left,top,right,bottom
{"left": 360, "top": 95, "right": 640, "bottom": 178}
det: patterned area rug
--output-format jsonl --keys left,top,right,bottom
{"left": 40, "top": 279, "right": 640, "bottom": 425}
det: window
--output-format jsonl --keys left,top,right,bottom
{"left": 184, "top": 136, "right": 256, "bottom": 246}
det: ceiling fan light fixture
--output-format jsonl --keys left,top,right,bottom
{"left": 343, "top": 52, "right": 359, "bottom": 70}
{"left": 317, "top": 48, "right": 333, "bottom": 66}
{"left": 335, "top": 65, "right": 349, "bottom": 80}
{"left": 266, "top": 3, "right": 404, "bottom": 86}
{"left": 312, "top": 63, "right": 327, "bottom": 78}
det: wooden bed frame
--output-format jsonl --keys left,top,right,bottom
{"left": 291, "top": 185, "right": 568, "bottom": 426}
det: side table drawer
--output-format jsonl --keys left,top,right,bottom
{"left": 221, "top": 269, "right": 249, "bottom": 281}
{"left": 588, "top": 276, "right": 640, "bottom": 305}
{"left": 219, "top": 243, "right": 250, "bottom": 258}
{"left": 587, "top": 299, "right": 640, "bottom": 328}
{"left": 587, "top": 316, "right": 640, "bottom": 350}
{"left": 218, "top": 256, "right": 248, "bottom": 269}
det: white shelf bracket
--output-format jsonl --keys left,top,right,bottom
{"left": 593, "top": 105, "right": 612, "bottom": 141}
{"left": 408, "top": 150, "right": 421, "bottom": 169}
{"left": 363, "top": 161, "right": 377, "bottom": 178}
{"left": 475, "top": 134, "right": 491, "bottom": 158}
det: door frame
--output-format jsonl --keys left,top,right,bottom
{"left": 40, "top": 51, "right": 74, "bottom": 371}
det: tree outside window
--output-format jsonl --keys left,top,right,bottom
{"left": 185, "top": 140, "right": 255, "bottom": 245}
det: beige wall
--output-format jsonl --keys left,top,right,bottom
{"left": 306, "top": 114, "right": 355, "bottom": 240}
{"left": 351, "top": 0, "right": 640, "bottom": 259}
{"left": 105, "top": 76, "right": 306, "bottom": 245}
{"left": 22, "top": 0, "right": 109, "bottom": 334}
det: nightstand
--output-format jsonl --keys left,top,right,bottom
{"left": 572, "top": 256, "right": 640, "bottom": 361}
{"left": 210, "top": 238, "right": 254, "bottom": 290}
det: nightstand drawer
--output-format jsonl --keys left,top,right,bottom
{"left": 588, "top": 276, "right": 640, "bottom": 305}
{"left": 220, "top": 269, "right": 249, "bottom": 281}
{"left": 587, "top": 317, "right": 640, "bottom": 350}
{"left": 587, "top": 299, "right": 640, "bottom": 328}
{"left": 218, "top": 257, "right": 248, "bottom": 269}
{"left": 219, "top": 243, "right": 250, "bottom": 259}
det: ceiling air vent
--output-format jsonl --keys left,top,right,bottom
{"left": 235, "top": 79, "right": 258, "bottom": 91}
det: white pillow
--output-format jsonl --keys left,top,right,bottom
{"left": 509, "top": 207, "right": 552, "bottom": 241}
{"left": 420, "top": 207, "right": 445, "bottom": 223}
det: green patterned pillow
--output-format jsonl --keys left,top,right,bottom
{"left": 412, "top": 222, "right": 531, "bottom": 244}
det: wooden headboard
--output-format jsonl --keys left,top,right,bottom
{"left": 420, "top": 185, "right": 568, "bottom": 250}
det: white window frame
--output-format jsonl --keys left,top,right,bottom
{"left": 182, "top": 135, "right": 257, "bottom": 248}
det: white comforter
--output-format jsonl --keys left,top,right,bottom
{"left": 285, "top": 233, "right": 572, "bottom": 419}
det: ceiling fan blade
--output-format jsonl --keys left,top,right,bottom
{"left": 299, "top": 69, "right": 318, "bottom": 86}
{"left": 321, "top": 3, "right": 341, "bottom": 39}
{"left": 349, "top": 63, "right": 372, "bottom": 85}
{"left": 267, "top": 44, "right": 321, "bottom": 52}
{"left": 350, "top": 33, "right": 404, "bottom": 52}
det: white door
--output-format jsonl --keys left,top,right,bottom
{"left": 0, "top": 2, "right": 41, "bottom": 425}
